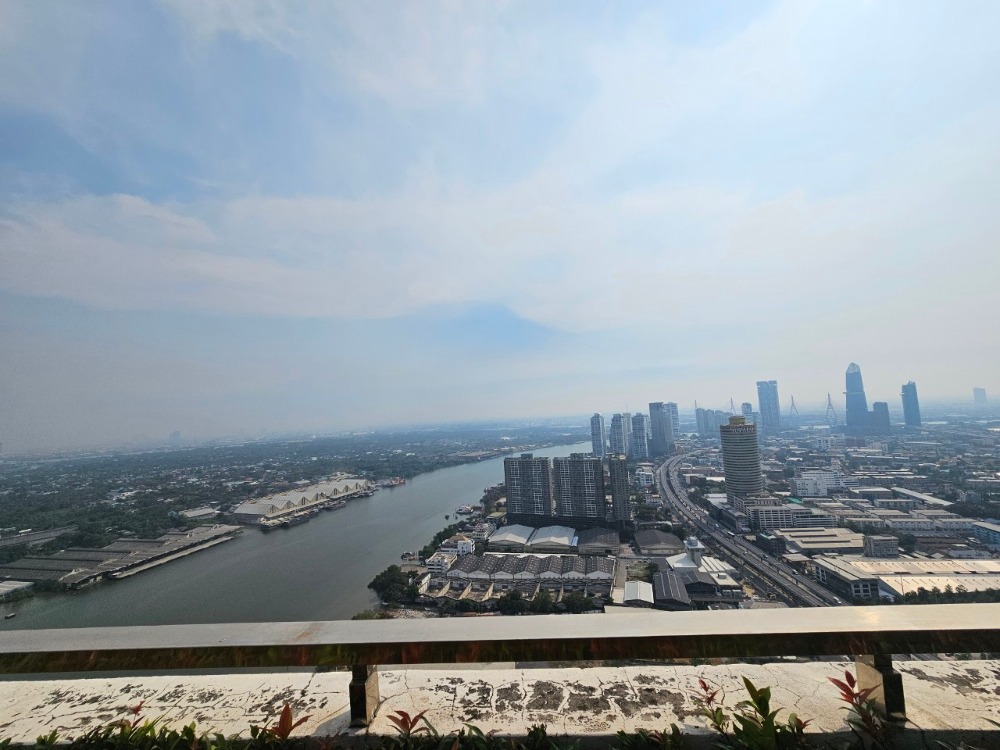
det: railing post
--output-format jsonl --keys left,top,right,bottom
{"left": 855, "top": 654, "right": 906, "bottom": 722}
{"left": 349, "top": 665, "right": 380, "bottom": 727}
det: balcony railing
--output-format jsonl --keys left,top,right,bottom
{"left": 2, "top": 603, "right": 1000, "bottom": 727}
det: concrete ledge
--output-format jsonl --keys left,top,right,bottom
{"left": 2, "top": 661, "right": 999, "bottom": 746}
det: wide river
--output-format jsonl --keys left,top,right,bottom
{"left": 1, "top": 443, "right": 588, "bottom": 630}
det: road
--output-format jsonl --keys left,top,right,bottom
{"left": 656, "top": 455, "right": 847, "bottom": 608}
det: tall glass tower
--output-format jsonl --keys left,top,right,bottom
{"left": 901, "top": 381, "right": 922, "bottom": 427}
{"left": 590, "top": 413, "right": 606, "bottom": 457}
{"left": 756, "top": 380, "right": 781, "bottom": 433}
{"left": 845, "top": 363, "right": 870, "bottom": 431}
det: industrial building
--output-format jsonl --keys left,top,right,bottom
{"left": 813, "top": 555, "right": 1000, "bottom": 602}
{"left": 232, "top": 477, "right": 369, "bottom": 524}
{"left": 487, "top": 524, "right": 618, "bottom": 555}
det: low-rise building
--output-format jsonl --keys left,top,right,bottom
{"left": 438, "top": 535, "right": 475, "bottom": 557}
{"left": 773, "top": 528, "right": 866, "bottom": 556}
{"left": 813, "top": 555, "right": 1000, "bottom": 601}
{"left": 622, "top": 580, "right": 654, "bottom": 607}
{"left": 576, "top": 527, "right": 619, "bottom": 556}
{"left": 973, "top": 521, "right": 1000, "bottom": 549}
{"left": 634, "top": 529, "right": 685, "bottom": 556}
{"left": 425, "top": 552, "right": 457, "bottom": 574}
{"left": 863, "top": 535, "right": 899, "bottom": 558}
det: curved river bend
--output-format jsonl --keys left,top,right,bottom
{"left": 2, "top": 443, "right": 588, "bottom": 629}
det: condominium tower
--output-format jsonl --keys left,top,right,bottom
{"left": 719, "top": 416, "right": 764, "bottom": 503}
{"left": 552, "top": 454, "right": 606, "bottom": 522}
{"left": 901, "top": 381, "right": 922, "bottom": 428}
{"left": 609, "top": 413, "right": 631, "bottom": 457}
{"left": 631, "top": 413, "right": 650, "bottom": 459}
{"left": 756, "top": 380, "right": 781, "bottom": 434}
{"left": 648, "top": 402, "right": 675, "bottom": 455}
{"left": 608, "top": 454, "right": 631, "bottom": 525}
{"left": 504, "top": 453, "right": 553, "bottom": 524}
{"left": 590, "top": 413, "right": 607, "bottom": 457}
{"left": 871, "top": 402, "right": 891, "bottom": 435}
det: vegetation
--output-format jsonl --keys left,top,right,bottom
{"left": 0, "top": 425, "right": 585, "bottom": 565}
{"left": 368, "top": 565, "right": 419, "bottom": 605}
{"left": 894, "top": 585, "right": 1000, "bottom": 605}
{"left": 419, "top": 522, "right": 465, "bottom": 561}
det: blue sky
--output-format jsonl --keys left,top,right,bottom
{"left": 2, "top": 1, "right": 999, "bottom": 452}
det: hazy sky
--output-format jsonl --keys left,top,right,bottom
{"left": 2, "top": 1, "right": 999, "bottom": 452}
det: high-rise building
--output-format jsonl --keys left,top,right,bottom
{"left": 720, "top": 416, "right": 764, "bottom": 503}
{"left": 504, "top": 453, "right": 553, "bottom": 524}
{"left": 590, "top": 413, "right": 607, "bottom": 457}
{"left": 665, "top": 402, "right": 680, "bottom": 441}
{"left": 695, "top": 407, "right": 712, "bottom": 436}
{"left": 901, "top": 381, "right": 921, "bottom": 428}
{"left": 845, "top": 363, "right": 870, "bottom": 432}
{"left": 608, "top": 454, "right": 630, "bottom": 525}
{"left": 609, "top": 413, "right": 631, "bottom": 456}
{"left": 871, "top": 402, "right": 891, "bottom": 435}
{"left": 648, "top": 402, "right": 674, "bottom": 456}
{"left": 756, "top": 380, "right": 781, "bottom": 434}
{"left": 631, "top": 413, "right": 650, "bottom": 459}
{"left": 974, "top": 387, "right": 988, "bottom": 405}
{"left": 741, "top": 402, "right": 753, "bottom": 422}
{"left": 553, "top": 454, "right": 606, "bottom": 522}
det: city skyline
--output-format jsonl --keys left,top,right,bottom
{"left": 2, "top": 2, "right": 999, "bottom": 453}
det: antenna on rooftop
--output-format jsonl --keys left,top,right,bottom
{"left": 825, "top": 393, "right": 839, "bottom": 427}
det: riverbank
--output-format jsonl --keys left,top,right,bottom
{"left": 1, "top": 442, "right": 590, "bottom": 629}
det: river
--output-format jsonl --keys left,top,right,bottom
{"left": 1, "top": 442, "right": 588, "bottom": 629}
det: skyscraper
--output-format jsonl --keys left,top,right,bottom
{"left": 845, "top": 363, "right": 870, "bottom": 432}
{"left": 741, "top": 402, "right": 753, "bottom": 422}
{"left": 665, "top": 402, "right": 680, "bottom": 441}
{"left": 720, "top": 416, "right": 764, "bottom": 503}
{"left": 756, "top": 380, "right": 781, "bottom": 434}
{"left": 901, "top": 381, "right": 921, "bottom": 428}
{"left": 695, "top": 407, "right": 712, "bottom": 436}
{"left": 504, "top": 453, "right": 553, "bottom": 524}
{"left": 609, "top": 413, "right": 631, "bottom": 456}
{"left": 631, "top": 413, "right": 650, "bottom": 459}
{"left": 974, "top": 387, "right": 988, "bottom": 405}
{"left": 871, "top": 402, "right": 891, "bottom": 435}
{"left": 553, "top": 454, "right": 606, "bottom": 522}
{"left": 590, "top": 413, "right": 606, "bottom": 457}
{"left": 648, "top": 402, "right": 674, "bottom": 456}
{"left": 608, "top": 454, "right": 630, "bottom": 525}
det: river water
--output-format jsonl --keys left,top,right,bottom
{"left": 1, "top": 443, "right": 588, "bottom": 630}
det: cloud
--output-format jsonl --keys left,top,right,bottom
{"left": 3, "top": 0, "right": 1000, "bottom": 451}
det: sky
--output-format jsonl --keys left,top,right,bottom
{"left": 2, "top": 1, "right": 999, "bottom": 453}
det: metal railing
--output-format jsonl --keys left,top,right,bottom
{"left": 3, "top": 603, "right": 1000, "bottom": 726}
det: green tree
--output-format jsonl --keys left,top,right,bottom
{"left": 528, "top": 590, "right": 555, "bottom": 613}
{"left": 497, "top": 590, "right": 528, "bottom": 615}
{"left": 562, "top": 591, "right": 591, "bottom": 613}
{"left": 897, "top": 533, "right": 917, "bottom": 553}
{"left": 368, "top": 565, "right": 418, "bottom": 604}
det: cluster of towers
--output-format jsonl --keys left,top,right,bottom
{"left": 504, "top": 452, "right": 631, "bottom": 528}
{"left": 590, "top": 402, "right": 680, "bottom": 460}
{"left": 844, "top": 362, "right": 921, "bottom": 434}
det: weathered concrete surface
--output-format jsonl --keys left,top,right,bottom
{"left": 2, "top": 661, "right": 1000, "bottom": 744}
